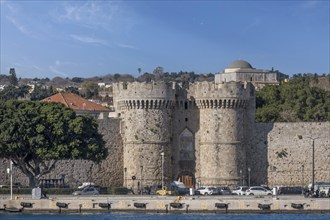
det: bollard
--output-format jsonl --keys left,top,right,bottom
{"left": 99, "top": 203, "right": 111, "bottom": 210}
{"left": 258, "top": 203, "right": 271, "bottom": 210}
{"left": 20, "top": 202, "right": 33, "bottom": 208}
{"left": 215, "top": 203, "right": 228, "bottom": 213}
{"left": 186, "top": 204, "right": 189, "bottom": 213}
{"left": 291, "top": 203, "right": 304, "bottom": 209}
{"left": 133, "top": 202, "right": 146, "bottom": 208}
{"left": 56, "top": 202, "right": 69, "bottom": 214}
{"left": 170, "top": 203, "right": 183, "bottom": 209}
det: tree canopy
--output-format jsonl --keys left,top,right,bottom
{"left": 81, "top": 81, "right": 99, "bottom": 99}
{"left": 256, "top": 75, "right": 330, "bottom": 122}
{"left": 9, "top": 68, "right": 18, "bottom": 86}
{"left": 0, "top": 100, "right": 107, "bottom": 187}
{"left": 0, "top": 85, "right": 30, "bottom": 100}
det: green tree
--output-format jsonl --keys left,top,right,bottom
{"left": 80, "top": 81, "right": 99, "bottom": 99}
{"left": 0, "top": 100, "right": 107, "bottom": 187}
{"left": 9, "top": 68, "right": 18, "bottom": 86}
{"left": 30, "top": 85, "right": 56, "bottom": 101}
{"left": 256, "top": 75, "right": 330, "bottom": 122}
{"left": 0, "top": 85, "right": 30, "bottom": 100}
{"left": 64, "top": 86, "right": 80, "bottom": 95}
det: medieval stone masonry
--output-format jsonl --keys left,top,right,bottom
{"left": 111, "top": 81, "right": 255, "bottom": 189}
{"left": 0, "top": 61, "right": 329, "bottom": 189}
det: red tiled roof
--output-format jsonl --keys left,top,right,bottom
{"left": 41, "top": 93, "right": 109, "bottom": 111}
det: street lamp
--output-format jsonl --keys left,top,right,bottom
{"left": 298, "top": 135, "right": 319, "bottom": 192}
{"left": 124, "top": 167, "right": 127, "bottom": 187}
{"left": 248, "top": 167, "right": 251, "bottom": 187}
{"left": 160, "top": 152, "right": 165, "bottom": 190}
{"left": 140, "top": 165, "right": 143, "bottom": 196}
{"left": 6, "top": 160, "right": 13, "bottom": 200}
{"left": 301, "top": 164, "right": 305, "bottom": 195}
{"left": 239, "top": 169, "right": 242, "bottom": 186}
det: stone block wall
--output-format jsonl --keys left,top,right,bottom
{"left": 1, "top": 121, "right": 329, "bottom": 188}
{"left": 0, "top": 118, "right": 123, "bottom": 188}
{"left": 249, "top": 122, "right": 330, "bottom": 187}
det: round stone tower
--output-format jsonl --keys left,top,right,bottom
{"left": 112, "top": 82, "right": 175, "bottom": 191}
{"left": 191, "top": 81, "right": 255, "bottom": 187}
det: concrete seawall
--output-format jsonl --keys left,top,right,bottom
{"left": 0, "top": 195, "right": 329, "bottom": 213}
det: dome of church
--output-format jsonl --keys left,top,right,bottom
{"left": 227, "top": 60, "right": 253, "bottom": 69}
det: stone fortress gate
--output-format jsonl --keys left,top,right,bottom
{"left": 113, "top": 80, "right": 255, "bottom": 189}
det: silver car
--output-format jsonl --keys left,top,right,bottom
{"left": 246, "top": 186, "right": 273, "bottom": 196}
{"left": 72, "top": 187, "right": 99, "bottom": 195}
{"left": 217, "top": 186, "right": 232, "bottom": 195}
{"left": 196, "top": 186, "right": 214, "bottom": 195}
{"left": 232, "top": 186, "right": 249, "bottom": 195}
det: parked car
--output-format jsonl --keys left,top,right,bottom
{"left": 276, "top": 186, "right": 303, "bottom": 195}
{"left": 77, "top": 182, "right": 95, "bottom": 189}
{"left": 150, "top": 185, "right": 162, "bottom": 195}
{"left": 170, "top": 181, "right": 190, "bottom": 195}
{"left": 196, "top": 186, "right": 215, "bottom": 195}
{"left": 72, "top": 187, "right": 99, "bottom": 195}
{"left": 232, "top": 186, "right": 249, "bottom": 195}
{"left": 246, "top": 186, "right": 272, "bottom": 196}
{"left": 156, "top": 188, "right": 176, "bottom": 196}
{"left": 217, "top": 186, "right": 232, "bottom": 195}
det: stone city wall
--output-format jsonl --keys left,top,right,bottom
{"left": 249, "top": 122, "right": 330, "bottom": 187}
{"left": 1, "top": 119, "right": 329, "bottom": 188}
{"left": 0, "top": 118, "right": 123, "bottom": 188}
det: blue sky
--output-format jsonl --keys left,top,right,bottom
{"left": 0, "top": 0, "right": 329, "bottom": 79}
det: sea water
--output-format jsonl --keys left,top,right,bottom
{"left": 0, "top": 212, "right": 329, "bottom": 220}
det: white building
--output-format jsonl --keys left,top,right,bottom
{"left": 215, "top": 60, "right": 288, "bottom": 90}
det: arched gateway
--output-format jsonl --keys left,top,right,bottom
{"left": 178, "top": 172, "right": 195, "bottom": 189}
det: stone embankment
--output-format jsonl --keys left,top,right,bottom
{"left": 0, "top": 195, "right": 329, "bottom": 213}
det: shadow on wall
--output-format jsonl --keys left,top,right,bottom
{"left": 247, "top": 123, "right": 274, "bottom": 186}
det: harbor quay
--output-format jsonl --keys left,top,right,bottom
{"left": 0, "top": 195, "right": 329, "bottom": 214}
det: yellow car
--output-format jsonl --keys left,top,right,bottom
{"left": 156, "top": 188, "right": 176, "bottom": 196}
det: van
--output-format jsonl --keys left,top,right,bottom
{"left": 308, "top": 182, "right": 330, "bottom": 193}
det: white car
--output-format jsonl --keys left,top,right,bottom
{"left": 72, "top": 187, "right": 99, "bottom": 195}
{"left": 232, "top": 186, "right": 249, "bottom": 195}
{"left": 78, "top": 182, "right": 95, "bottom": 189}
{"left": 246, "top": 186, "right": 273, "bottom": 196}
{"left": 196, "top": 186, "right": 214, "bottom": 195}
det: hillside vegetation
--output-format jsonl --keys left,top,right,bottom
{"left": 1, "top": 70, "right": 329, "bottom": 122}
{"left": 256, "top": 74, "right": 330, "bottom": 122}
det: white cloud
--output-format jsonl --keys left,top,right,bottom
{"left": 33, "top": 65, "right": 43, "bottom": 71}
{"left": 115, "top": 42, "right": 138, "bottom": 50}
{"left": 243, "top": 18, "right": 261, "bottom": 33}
{"left": 53, "top": 1, "right": 137, "bottom": 34}
{"left": 3, "top": 1, "right": 18, "bottom": 13}
{"left": 56, "top": 1, "right": 119, "bottom": 30}
{"left": 6, "top": 16, "right": 33, "bottom": 37}
{"left": 3, "top": 2, "right": 46, "bottom": 40}
{"left": 70, "top": 34, "right": 108, "bottom": 45}
{"left": 49, "top": 65, "right": 68, "bottom": 77}
{"left": 301, "top": 1, "right": 319, "bottom": 9}
{"left": 49, "top": 60, "right": 77, "bottom": 77}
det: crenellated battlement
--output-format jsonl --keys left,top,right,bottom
{"left": 119, "top": 99, "right": 174, "bottom": 110}
{"left": 189, "top": 81, "right": 254, "bottom": 100}
{"left": 112, "top": 81, "right": 176, "bottom": 100}
{"left": 195, "top": 98, "right": 248, "bottom": 109}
